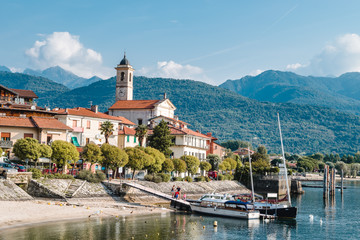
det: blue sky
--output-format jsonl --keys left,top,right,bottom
{"left": 2, "top": 0, "right": 360, "bottom": 85}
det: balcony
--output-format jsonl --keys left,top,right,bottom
{"left": 0, "top": 140, "right": 13, "bottom": 149}
{"left": 72, "top": 127, "right": 84, "bottom": 133}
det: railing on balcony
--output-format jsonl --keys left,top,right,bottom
{"left": 72, "top": 127, "right": 84, "bottom": 133}
{"left": 0, "top": 140, "right": 13, "bottom": 148}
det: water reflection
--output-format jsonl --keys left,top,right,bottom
{"left": 1, "top": 181, "right": 360, "bottom": 239}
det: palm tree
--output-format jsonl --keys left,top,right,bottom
{"left": 135, "top": 124, "right": 148, "bottom": 147}
{"left": 100, "top": 121, "right": 114, "bottom": 144}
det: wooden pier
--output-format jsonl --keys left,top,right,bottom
{"left": 122, "top": 181, "right": 191, "bottom": 211}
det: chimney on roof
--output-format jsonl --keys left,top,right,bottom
{"left": 207, "top": 132, "right": 212, "bottom": 137}
{"left": 164, "top": 92, "right": 167, "bottom": 99}
{"left": 196, "top": 130, "right": 199, "bottom": 133}
{"left": 53, "top": 107, "right": 59, "bottom": 111}
{"left": 65, "top": 108, "right": 68, "bottom": 113}
{"left": 175, "top": 115, "right": 179, "bottom": 121}
{"left": 91, "top": 105, "right": 99, "bottom": 113}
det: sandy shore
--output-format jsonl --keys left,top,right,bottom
{"left": 0, "top": 198, "right": 172, "bottom": 230}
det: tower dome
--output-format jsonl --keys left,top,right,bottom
{"left": 119, "top": 53, "right": 130, "bottom": 65}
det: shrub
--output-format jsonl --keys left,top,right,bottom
{"left": 224, "top": 174, "right": 234, "bottom": 180}
{"left": 153, "top": 175, "right": 162, "bottom": 183}
{"left": 144, "top": 174, "right": 154, "bottom": 182}
{"left": 184, "top": 176, "right": 193, "bottom": 182}
{"left": 172, "top": 177, "right": 183, "bottom": 181}
{"left": 29, "top": 168, "right": 42, "bottom": 179}
{"left": 44, "top": 173, "right": 74, "bottom": 180}
{"left": 217, "top": 174, "right": 224, "bottom": 180}
{"left": 195, "top": 176, "right": 205, "bottom": 182}
{"left": 77, "top": 170, "right": 105, "bottom": 183}
{"left": 157, "top": 173, "right": 171, "bottom": 182}
{"left": 205, "top": 176, "right": 211, "bottom": 182}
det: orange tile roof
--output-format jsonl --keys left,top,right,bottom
{"left": 148, "top": 125, "right": 211, "bottom": 139}
{"left": 10, "top": 88, "right": 38, "bottom": 98}
{"left": 180, "top": 127, "right": 212, "bottom": 139}
{"left": 0, "top": 116, "right": 34, "bottom": 128}
{"left": 31, "top": 116, "right": 72, "bottom": 130}
{"left": 53, "top": 107, "right": 135, "bottom": 124}
{"left": 149, "top": 115, "right": 190, "bottom": 126}
{"left": 109, "top": 100, "right": 160, "bottom": 110}
{"left": 118, "top": 126, "right": 136, "bottom": 135}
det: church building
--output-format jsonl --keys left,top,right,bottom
{"left": 108, "top": 54, "right": 176, "bottom": 125}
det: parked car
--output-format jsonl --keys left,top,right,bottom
{"left": 0, "top": 162, "right": 18, "bottom": 175}
{"left": 16, "top": 165, "right": 26, "bottom": 172}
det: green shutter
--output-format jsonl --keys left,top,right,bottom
{"left": 134, "top": 136, "right": 137, "bottom": 143}
{"left": 127, "top": 135, "right": 130, "bottom": 142}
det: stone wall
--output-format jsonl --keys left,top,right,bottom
{"left": 0, "top": 179, "right": 33, "bottom": 201}
{"left": 27, "top": 179, "right": 67, "bottom": 199}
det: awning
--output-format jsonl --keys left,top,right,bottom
{"left": 71, "top": 136, "right": 80, "bottom": 147}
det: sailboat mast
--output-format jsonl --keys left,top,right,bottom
{"left": 277, "top": 112, "right": 292, "bottom": 206}
{"left": 248, "top": 146, "right": 255, "bottom": 203}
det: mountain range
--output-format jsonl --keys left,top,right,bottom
{"left": 23, "top": 66, "right": 102, "bottom": 89}
{"left": 2, "top": 68, "right": 360, "bottom": 155}
{"left": 220, "top": 70, "right": 360, "bottom": 115}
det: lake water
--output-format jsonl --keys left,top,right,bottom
{"left": 1, "top": 181, "right": 360, "bottom": 240}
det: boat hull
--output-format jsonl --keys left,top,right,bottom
{"left": 190, "top": 205, "right": 260, "bottom": 219}
{"left": 258, "top": 206, "right": 297, "bottom": 219}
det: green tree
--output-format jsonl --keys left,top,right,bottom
{"left": 219, "top": 161, "right": 230, "bottom": 172}
{"left": 180, "top": 155, "right": 200, "bottom": 175}
{"left": 143, "top": 146, "right": 166, "bottom": 173}
{"left": 125, "top": 147, "right": 154, "bottom": 179}
{"left": 257, "top": 145, "right": 268, "bottom": 155}
{"left": 0, "top": 147, "right": 3, "bottom": 157}
{"left": 207, "top": 154, "right": 221, "bottom": 171}
{"left": 135, "top": 124, "right": 148, "bottom": 147}
{"left": 335, "top": 161, "right": 348, "bottom": 175}
{"left": 221, "top": 140, "right": 252, "bottom": 151}
{"left": 51, "top": 140, "right": 79, "bottom": 172}
{"left": 172, "top": 158, "right": 187, "bottom": 175}
{"left": 39, "top": 144, "right": 52, "bottom": 158}
{"left": 101, "top": 143, "right": 128, "bottom": 178}
{"left": 100, "top": 121, "right": 114, "bottom": 144}
{"left": 223, "top": 158, "right": 237, "bottom": 170}
{"left": 82, "top": 143, "right": 103, "bottom": 168}
{"left": 200, "top": 161, "right": 212, "bottom": 173}
{"left": 13, "top": 138, "right": 41, "bottom": 165}
{"left": 162, "top": 158, "right": 174, "bottom": 172}
{"left": 148, "top": 120, "right": 173, "bottom": 157}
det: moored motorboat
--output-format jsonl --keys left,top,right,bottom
{"left": 189, "top": 194, "right": 260, "bottom": 220}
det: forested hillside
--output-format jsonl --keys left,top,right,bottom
{"left": 219, "top": 70, "right": 360, "bottom": 115}
{"left": 46, "top": 76, "right": 360, "bottom": 155}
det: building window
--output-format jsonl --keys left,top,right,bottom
{"left": 72, "top": 120, "right": 78, "bottom": 128}
{"left": 121, "top": 72, "right": 125, "bottom": 81}
{"left": 184, "top": 151, "right": 187, "bottom": 156}
{"left": 24, "top": 133, "right": 33, "bottom": 138}
{"left": 86, "top": 138, "right": 90, "bottom": 144}
{"left": 138, "top": 119, "right": 143, "bottom": 125}
{"left": 99, "top": 122, "right": 102, "bottom": 130}
{"left": 86, "top": 120, "right": 91, "bottom": 129}
{"left": 47, "top": 134, "right": 53, "bottom": 144}
{"left": 127, "top": 135, "right": 130, "bottom": 143}
{"left": 134, "top": 137, "right": 137, "bottom": 143}
{"left": 1, "top": 132, "right": 10, "bottom": 141}
{"left": 129, "top": 73, "right": 132, "bottom": 82}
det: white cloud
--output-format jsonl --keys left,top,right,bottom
{"left": 138, "top": 60, "right": 213, "bottom": 84}
{"left": 290, "top": 33, "right": 360, "bottom": 76}
{"left": 9, "top": 67, "right": 23, "bottom": 73}
{"left": 25, "top": 32, "right": 112, "bottom": 78}
{"left": 248, "top": 69, "right": 264, "bottom": 76}
{"left": 286, "top": 63, "right": 303, "bottom": 71}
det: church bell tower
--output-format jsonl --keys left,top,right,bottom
{"left": 115, "top": 53, "right": 134, "bottom": 101}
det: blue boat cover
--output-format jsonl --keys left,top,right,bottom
{"left": 224, "top": 201, "right": 251, "bottom": 205}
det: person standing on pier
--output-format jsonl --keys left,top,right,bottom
{"left": 171, "top": 185, "right": 175, "bottom": 198}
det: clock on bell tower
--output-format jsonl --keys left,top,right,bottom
{"left": 115, "top": 53, "right": 134, "bottom": 101}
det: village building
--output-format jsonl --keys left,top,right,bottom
{"left": 233, "top": 147, "right": 255, "bottom": 158}
{"left": 0, "top": 86, "right": 72, "bottom": 158}
{"left": 205, "top": 132, "right": 226, "bottom": 159}
{"left": 53, "top": 106, "right": 135, "bottom": 148}
{"left": 108, "top": 54, "right": 176, "bottom": 126}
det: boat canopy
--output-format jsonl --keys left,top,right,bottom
{"left": 224, "top": 201, "right": 251, "bottom": 205}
